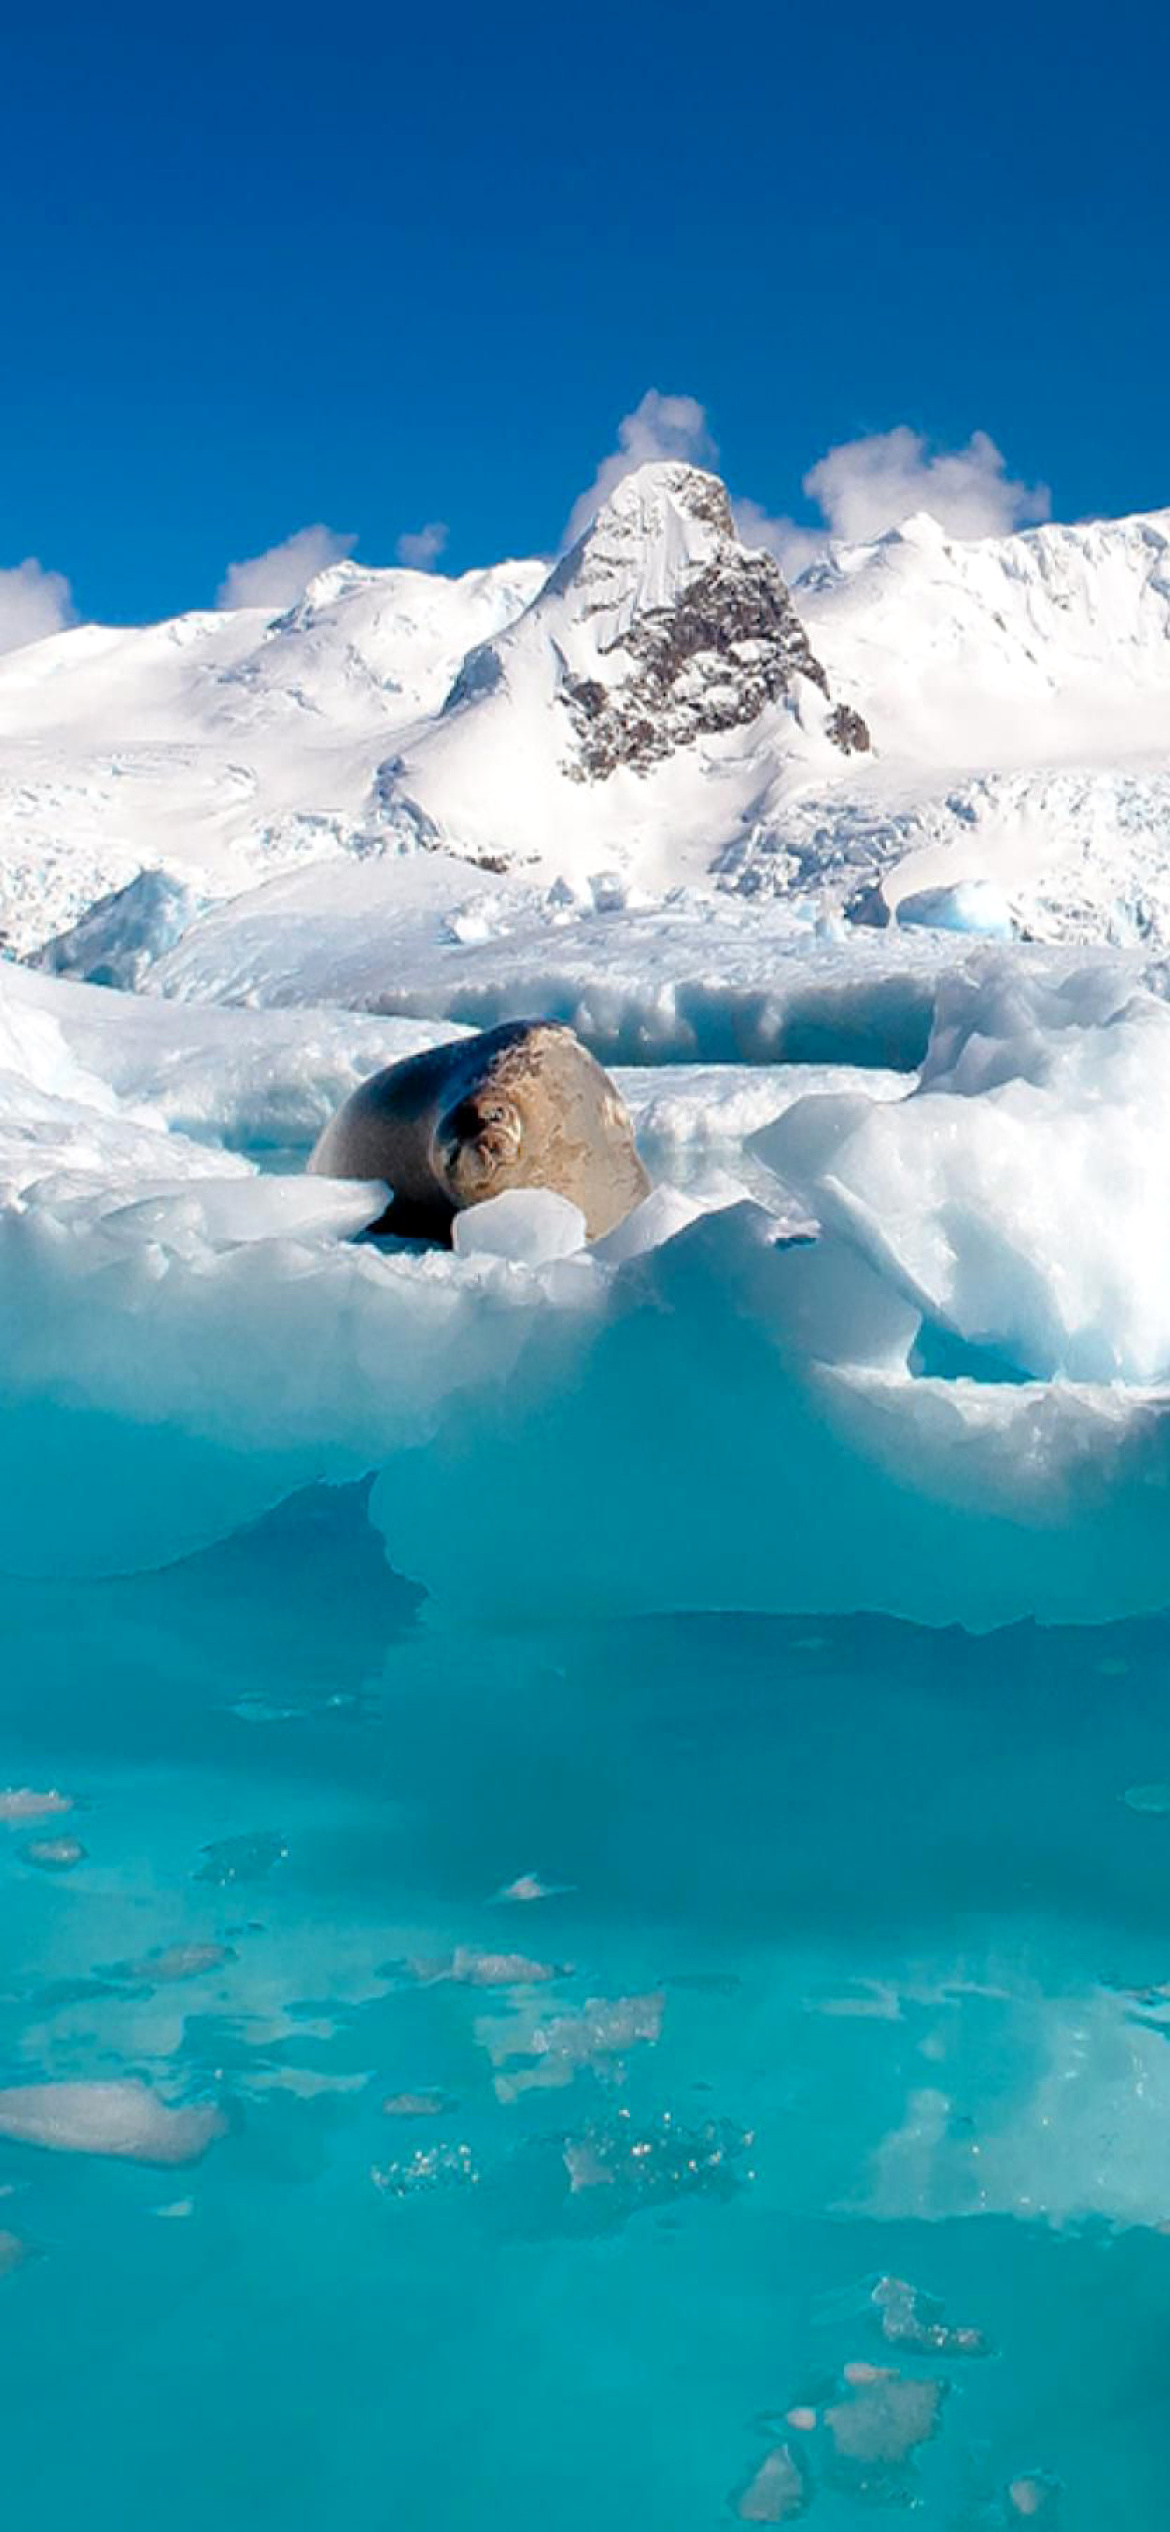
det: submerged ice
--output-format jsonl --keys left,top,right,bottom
{"left": 0, "top": 2081, "right": 225, "bottom": 2164}
{"left": 1, "top": 1513, "right": 1164, "bottom": 2524}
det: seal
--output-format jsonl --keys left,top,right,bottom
{"left": 308, "top": 1019, "right": 651, "bottom": 1243}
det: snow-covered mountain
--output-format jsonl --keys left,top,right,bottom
{"left": 369, "top": 463, "right": 869, "bottom": 890}
{"left": 5, "top": 462, "right": 1170, "bottom": 975}
{"left": 0, "top": 554, "right": 543, "bottom": 952}
{"left": 741, "top": 505, "right": 1170, "bottom": 934}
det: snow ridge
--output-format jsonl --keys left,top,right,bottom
{"left": 7, "top": 466, "right": 1170, "bottom": 968}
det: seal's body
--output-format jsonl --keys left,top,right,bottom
{"left": 308, "top": 1019, "right": 650, "bottom": 1243}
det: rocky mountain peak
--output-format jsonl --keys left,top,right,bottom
{"left": 550, "top": 461, "right": 870, "bottom": 779}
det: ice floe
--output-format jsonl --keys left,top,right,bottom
{"left": 22, "top": 1835, "right": 86, "bottom": 1871}
{"left": 5, "top": 945, "right": 1170, "bottom": 1628}
{"left": 0, "top": 2081, "right": 225, "bottom": 2164}
{"left": 493, "top": 1873, "right": 572, "bottom": 1905}
{"left": 735, "top": 2442, "right": 810, "bottom": 2522}
{"left": 477, "top": 1990, "right": 665, "bottom": 2101}
{"left": 381, "top": 2091, "right": 458, "bottom": 2119}
{"left": 115, "top": 1942, "right": 236, "bottom": 1985}
{"left": 0, "top": 1789, "right": 73, "bottom": 1824}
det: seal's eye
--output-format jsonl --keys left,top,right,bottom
{"left": 440, "top": 1093, "right": 522, "bottom": 1191}
{"left": 447, "top": 1100, "right": 485, "bottom": 1146}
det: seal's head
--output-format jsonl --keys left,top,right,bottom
{"left": 437, "top": 1085, "right": 524, "bottom": 1202}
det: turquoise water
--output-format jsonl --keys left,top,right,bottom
{"left": 3, "top": 1480, "right": 1169, "bottom": 2526}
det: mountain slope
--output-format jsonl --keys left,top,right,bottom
{"left": 373, "top": 463, "right": 868, "bottom": 889}
{"left": 725, "top": 508, "right": 1170, "bottom": 930}
{"left": 0, "top": 555, "right": 543, "bottom": 951}
{"left": 7, "top": 471, "right": 1170, "bottom": 970}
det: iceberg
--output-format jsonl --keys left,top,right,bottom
{"left": 895, "top": 878, "right": 1014, "bottom": 938}
{"left": 3, "top": 947, "right": 1170, "bottom": 1630}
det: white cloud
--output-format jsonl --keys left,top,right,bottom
{"left": 396, "top": 521, "right": 449, "bottom": 571}
{"left": 217, "top": 523, "right": 356, "bottom": 611}
{"left": 735, "top": 427, "right": 1051, "bottom": 578}
{"left": 568, "top": 398, "right": 1049, "bottom": 581}
{"left": 731, "top": 498, "right": 826, "bottom": 580}
{"left": 564, "top": 391, "right": 717, "bottom": 546}
{"left": 0, "top": 558, "right": 76, "bottom": 655}
{"left": 807, "top": 426, "right": 1050, "bottom": 543}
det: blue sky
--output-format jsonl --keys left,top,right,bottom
{"left": 3, "top": 0, "right": 1168, "bottom": 623}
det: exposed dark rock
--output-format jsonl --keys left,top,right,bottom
{"left": 561, "top": 543, "right": 866, "bottom": 778}
{"left": 827, "top": 702, "right": 872, "bottom": 755}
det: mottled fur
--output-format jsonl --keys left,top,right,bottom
{"left": 309, "top": 1020, "right": 650, "bottom": 1243}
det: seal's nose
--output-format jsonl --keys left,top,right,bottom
{"left": 439, "top": 1095, "right": 522, "bottom": 1191}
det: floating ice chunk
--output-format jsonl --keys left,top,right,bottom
{"left": 151, "top": 2198, "right": 195, "bottom": 2220}
{"left": 382, "top": 2091, "right": 458, "bottom": 2119}
{"left": 0, "top": 1788, "right": 72, "bottom": 1824}
{"left": 590, "top": 1184, "right": 705, "bottom": 1263}
{"left": 546, "top": 874, "right": 592, "bottom": 911}
{"left": 494, "top": 1872, "right": 573, "bottom": 1904}
{"left": 1007, "top": 2475, "right": 1062, "bottom": 2521}
{"left": 246, "top": 2066, "right": 369, "bottom": 2100}
{"left": 116, "top": 1942, "right": 236, "bottom": 1985}
{"left": 825, "top": 2367, "right": 946, "bottom": 2471}
{"left": 104, "top": 1174, "right": 385, "bottom": 1256}
{"left": 479, "top": 1990, "right": 664, "bottom": 2100}
{"left": 556, "top": 2109, "right": 752, "bottom": 2214}
{"left": 735, "top": 2444, "right": 809, "bottom": 2523}
{"left": 449, "top": 1947, "right": 560, "bottom": 1988}
{"left": 23, "top": 1835, "right": 86, "bottom": 1871}
{"left": 451, "top": 1189, "right": 587, "bottom": 1264}
{"left": 590, "top": 871, "right": 629, "bottom": 914}
{"left": 756, "top": 967, "right": 1170, "bottom": 1382}
{"left": 896, "top": 880, "right": 1014, "bottom": 939}
{"left": 440, "top": 904, "right": 497, "bottom": 947}
{"left": 371, "top": 2141, "right": 478, "bottom": 2199}
{"left": 0, "top": 2081, "right": 225, "bottom": 2164}
{"left": 872, "top": 2273, "right": 989, "bottom": 2356}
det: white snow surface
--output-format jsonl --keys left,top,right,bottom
{"left": 5, "top": 461, "right": 1170, "bottom": 967}
{"left": 139, "top": 853, "right": 950, "bottom": 1071}
{"left": 5, "top": 948, "right": 1170, "bottom": 1627}
{"left": 0, "top": 555, "right": 542, "bottom": 953}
